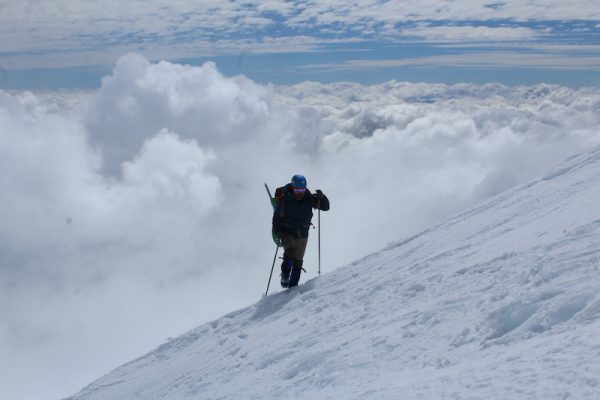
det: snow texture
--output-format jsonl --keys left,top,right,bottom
{"left": 64, "top": 145, "right": 600, "bottom": 399}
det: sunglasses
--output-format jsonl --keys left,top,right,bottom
{"left": 293, "top": 187, "right": 306, "bottom": 193}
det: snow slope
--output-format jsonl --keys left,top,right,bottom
{"left": 65, "top": 147, "right": 600, "bottom": 400}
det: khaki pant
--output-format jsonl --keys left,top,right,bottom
{"left": 279, "top": 232, "right": 308, "bottom": 261}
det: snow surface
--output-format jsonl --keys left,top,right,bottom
{"left": 65, "top": 146, "right": 600, "bottom": 399}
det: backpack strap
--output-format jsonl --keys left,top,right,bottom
{"left": 274, "top": 186, "right": 286, "bottom": 205}
{"left": 273, "top": 186, "right": 286, "bottom": 216}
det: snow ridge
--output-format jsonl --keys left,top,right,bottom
{"left": 66, "top": 147, "right": 600, "bottom": 400}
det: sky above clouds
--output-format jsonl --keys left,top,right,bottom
{"left": 0, "top": 0, "right": 599, "bottom": 88}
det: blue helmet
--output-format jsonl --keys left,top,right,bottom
{"left": 291, "top": 174, "right": 307, "bottom": 189}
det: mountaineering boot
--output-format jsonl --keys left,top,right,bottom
{"left": 280, "top": 257, "right": 293, "bottom": 288}
{"left": 289, "top": 259, "right": 303, "bottom": 288}
{"left": 280, "top": 273, "right": 289, "bottom": 288}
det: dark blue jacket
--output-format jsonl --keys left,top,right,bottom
{"left": 272, "top": 184, "right": 330, "bottom": 239}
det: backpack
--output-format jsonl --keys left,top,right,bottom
{"left": 274, "top": 186, "right": 286, "bottom": 207}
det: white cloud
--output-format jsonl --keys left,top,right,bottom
{"left": 284, "top": 0, "right": 600, "bottom": 24}
{"left": 1, "top": 1, "right": 598, "bottom": 69}
{"left": 2, "top": 55, "right": 600, "bottom": 400}
{"left": 404, "top": 24, "right": 540, "bottom": 42}
{"left": 84, "top": 53, "right": 272, "bottom": 173}
{"left": 299, "top": 52, "right": 600, "bottom": 71}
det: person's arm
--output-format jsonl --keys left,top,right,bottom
{"left": 312, "top": 190, "right": 330, "bottom": 211}
{"left": 272, "top": 197, "right": 283, "bottom": 246}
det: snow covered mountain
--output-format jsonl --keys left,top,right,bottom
{"left": 65, "top": 146, "right": 600, "bottom": 400}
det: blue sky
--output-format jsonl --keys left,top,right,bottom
{"left": 0, "top": 0, "right": 599, "bottom": 89}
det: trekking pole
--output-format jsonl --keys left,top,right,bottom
{"left": 265, "top": 245, "right": 280, "bottom": 296}
{"left": 318, "top": 199, "right": 321, "bottom": 276}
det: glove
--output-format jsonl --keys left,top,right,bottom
{"left": 313, "top": 189, "right": 324, "bottom": 200}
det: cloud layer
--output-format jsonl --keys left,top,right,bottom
{"left": 2, "top": 1, "right": 599, "bottom": 70}
{"left": 1, "top": 54, "right": 600, "bottom": 400}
